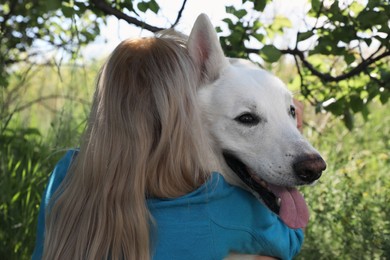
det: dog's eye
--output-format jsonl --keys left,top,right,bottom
{"left": 289, "top": 105, "right": 296, "bottom": 118}
{"left": 235, "top": 113, "right": 260, "bottom": 126}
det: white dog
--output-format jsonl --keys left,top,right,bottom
{"left": 187, "top": 14, "right": 326, "bottom": 230}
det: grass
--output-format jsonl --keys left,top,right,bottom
{"left": 0, "top": 62, "right": 95, "bottom": 259}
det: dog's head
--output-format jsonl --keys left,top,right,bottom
{"left": 204, "top": 58, "right": 325, "bottom": 186}
{"left": 188, "top": 14, "right": 326, "bottom": 228}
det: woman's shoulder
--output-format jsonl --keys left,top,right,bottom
{"left": 206, "top": 173, "right": 304, "bottom": 259}
{"left": 206, "top": 173, "right": 279, "bottom": 229}
{"left": 32, "top": 149, "right": 79, "bottom": 260}
{"left": 43, "top": 149, "right": 79, "bottom": 204}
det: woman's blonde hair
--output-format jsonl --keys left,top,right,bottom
{"left": 43, "top": 32, "right": 215, "bottom": 260}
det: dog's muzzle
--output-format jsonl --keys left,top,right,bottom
{"left": 293, "top": 154, "right": 327, "bottom": 183}
{"left": 222, "top": 151, "right": 280, "bottom": 214}
{"left": 223, "top": 150, "right": 326, "bottom": 229}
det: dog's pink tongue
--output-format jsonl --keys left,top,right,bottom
{"left": 268, "top": 184, "right": 309, "bottom": 229}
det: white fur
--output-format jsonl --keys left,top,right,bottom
{"left": 188, "top": 14, "right": 323, "bottom": 189}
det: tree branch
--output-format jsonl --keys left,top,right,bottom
{"left": 6, "top": 95, "right": 90, "bottom": 119}
{"left": 4, "top": 40, "right": 74, "bottom": 66}
{"left": 293, "top": 55, "right": 317, "bottom": 105}
{"left": 312, "top": 0, "right": 325, "bottom": 31}
{"left": 171, "top": 0, "right": 188, "bottom": 28}
{"left": 4, "top": 50, "right": 42, "bottom": 65}
{"left": 91, "top": 0, "right": 164, "bottom": 33}
{"left": 247, "top": 47, "right": 390, "bottom": 83}
{"left": 292, "top": 49, "right": 390, "bottom": 82}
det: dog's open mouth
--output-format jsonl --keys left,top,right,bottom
{"left": 223, "top": 151, "right": 309, "bottom": 229}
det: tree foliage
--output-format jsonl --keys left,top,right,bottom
{"left": 219, "top": 0, "right": 390, "bottom": 129}
{"left": 1, "top": 0, "right": 389, "bottom": 128}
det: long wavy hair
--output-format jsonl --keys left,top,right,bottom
{"left": 43, "top": 32, "right": 216, "bottom": 260}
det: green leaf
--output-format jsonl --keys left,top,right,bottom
{"left": 11, "top": 192, "right": 21, "bottom": 204}
{"left": 324, "top": 99, "right": 344, "bottom": 116}
{"left": 252, "top": 33, "right": 264, "bottom": 43}
{"left": 271, "top": 15, "right": 292, "bottom": 31}
{"left": 226, "top": 5, "right": 235, "bottom": 14}
{"left": 361, "top": 105, "right": 370, "bottom": 121}
{"left": 379, "top": 91, "right": 389, "bottom": 104}
{"left": 297, "top": 31, "right": 314, "bottom": 42}
{"left": 224, "top": 5, "right": 247, "bottom": 19}
{"left": 350, "top": 95, "right": 363, "bottom": 113}
{"left": 254, "top": 0, "right": 267, "bottom": 12}
{"left": 311, "top": 0, "right": 321, "bottom": 13}
{"left": 275, "top": 16, "right": 291, "bottom": 28}
{"left": 43, "top": 0, "right": 62, "bottom": 12}
{"left": 260, "top": 45, "right": 282, "bottom": 63}
{"left": 235, "top": 9, "right": 247, "bottom": 19}
{"left": 344, "top": 53, "right": 356, "bottom": 65}
{"left": 75, "top": 1, "right": 88, "bottom": 13}
{"left": 149, "top": 0, "right": 159, "bottom": 14}
{"left": 349, "top": 1, "right": 365, "bottom": 17}
{"left": 62, "top": 6, "right": 74, "bottom": 17}
{"left": 343, "top": 108, "right": 354, "bottom": 130}
{"left": 118, "top": 1, "right": 134, "bottom": 12}
{"left": 252, "top": 20, "right": 263, "bottom": 31}
{"left": 137, "top": 2, "right": 148, "bottom": 12}
{"left": 222, "top": 18, "right": 234, "bottom": 30}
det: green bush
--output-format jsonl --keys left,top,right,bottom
{"left": 298, "top": 103, "right": 390, "bottom": 259}
{"left": 0, "top": 127, "right": 55, "bottom": 259}
{"left": 0, "top": 63, "right": 93, "bottom": 259}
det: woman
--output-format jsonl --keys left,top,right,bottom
{"left": 33, "top": 31, "right": 303, "bottom": 260}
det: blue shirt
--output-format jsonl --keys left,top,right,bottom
{"left": 32, "top": 150, "right": 303, "bottom": 260}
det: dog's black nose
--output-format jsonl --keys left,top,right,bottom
{"left": 293, "top": 154, "right": 327, "bottom": 183}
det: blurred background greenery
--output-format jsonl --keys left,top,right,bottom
{"left": 1, "top": 0, "right": 389, "bottom": 259}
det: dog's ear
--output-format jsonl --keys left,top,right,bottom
{"left": 188, "top": 13, "right": 229, "bottom": 84}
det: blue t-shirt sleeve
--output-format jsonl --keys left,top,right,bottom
{"left": 251, "top": 214, "right": 304, "bottom": 260}
{"left": 31, "top": 150, "right": 77, "bottom": 260}
{"left": 208, "top": 180, "right": 304, "bottom": 260}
